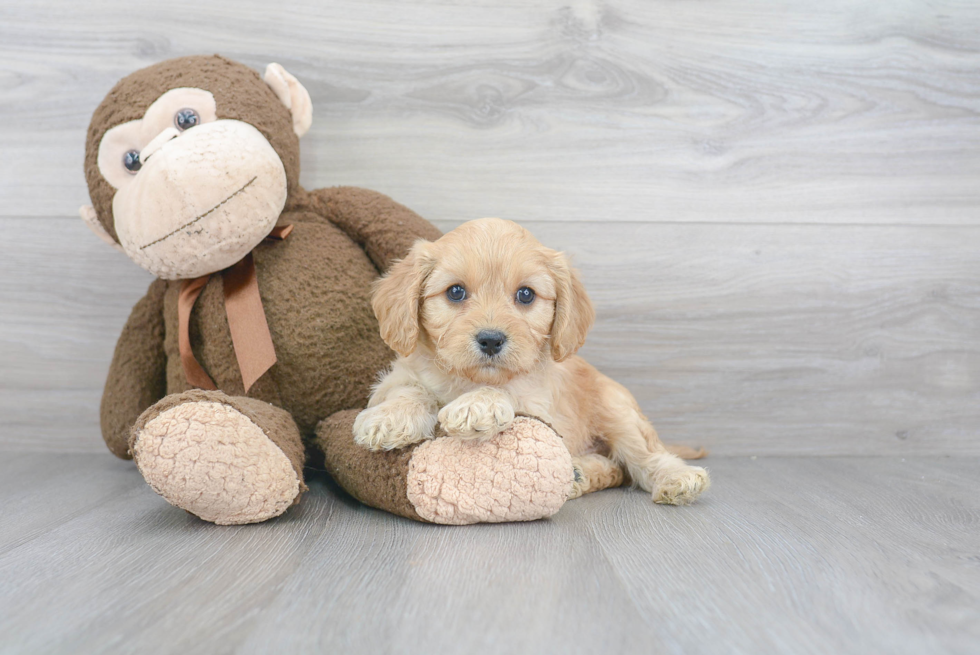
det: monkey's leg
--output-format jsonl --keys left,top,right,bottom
{"left": 130, "top": 390, "right": 307, "bottom": 525}
{"left": 568, "top": 454, "right": 625, "bottom": 500}
{"left": 316, "top": 412, "right": 575, "bottom": 525}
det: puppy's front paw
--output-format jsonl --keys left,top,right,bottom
{"left": 438, "top": 388, "right": 515, "bottom": 440}
{"left": 353, "top": 404, "right": 434, "bottom": 452}
{"left": 653, "top": 465, "right": 710, "bottom": 506}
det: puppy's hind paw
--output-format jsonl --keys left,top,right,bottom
{"left": 653, "top": 465, "right": 710, "bottom": 506}
{"left": 568, "top": 454, "right": 624, "bottom": 500}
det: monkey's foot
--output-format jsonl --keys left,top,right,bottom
{"left": 132, "top": 396, "right": 302, "bottom": 525}
{"left": 406, "top": 416, "right": 574, "bottom": 524}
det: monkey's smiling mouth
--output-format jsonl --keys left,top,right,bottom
{"left": 139, "top": 176, "right": 258, "bottom": 250}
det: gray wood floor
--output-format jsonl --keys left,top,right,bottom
{"left": 1, "top": 453, "right": 978, "bottom": 654}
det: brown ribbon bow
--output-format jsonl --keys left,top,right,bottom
{"left": 177, "top": 224, "right": 293, "bottom": 393}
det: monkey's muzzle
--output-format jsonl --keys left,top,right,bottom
{"left": 113, "top": 120, "right": 288, "bottom": 280}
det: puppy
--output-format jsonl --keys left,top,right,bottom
{"left": 353, "top": 218, "right": 709, "bottom": 505}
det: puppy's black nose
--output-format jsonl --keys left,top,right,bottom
{"left": 476, "top": 330, "right": 507, "bottom": 356}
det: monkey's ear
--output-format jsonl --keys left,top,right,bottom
{"left": 79, "top": 205, "right": 123, "bottom": 252}
{"left": 263, "top": 63, "right": 313, "bottom": 138}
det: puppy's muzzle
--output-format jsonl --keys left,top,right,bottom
{"left": 476, "top": 330, "right": 507, "bottom": 357}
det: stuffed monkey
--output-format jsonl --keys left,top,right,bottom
{"left": 81, "top": 55, "right": 587, "bottom": 525}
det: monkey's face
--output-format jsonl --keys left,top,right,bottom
{"left": 81, "top": 56, "right": 312, "bottom": 280}
{"left": 96, "top": 87, "right": 288, "bottom": 279}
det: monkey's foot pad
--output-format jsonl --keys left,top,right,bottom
{"left": 132, "top": 400, "right": 301, "bottom": 525}
{"left": 406, "top": 416, "right": 575, "bottom": 524}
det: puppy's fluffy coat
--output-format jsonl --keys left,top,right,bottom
{"left": 354, "top": 218, "right": 709, "bottom": 505}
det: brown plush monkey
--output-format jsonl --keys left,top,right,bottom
{"left": 81, "top": 55, "right": 581, "bottom": 525}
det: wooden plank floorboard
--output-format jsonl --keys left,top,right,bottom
{"left": 0, "top": 453, "right": 141, "bottom": 555}
{"left": 238, "top": 486, "right": 652, "bottom": 654}
{"left": 0, "top": 455, "right": 976, "bottom": 654}
{"left": 3, "top": 217, "right": 977, "bottom": 456}
{"left": 586, "top": 457, "right": 980, "bottom": 654}
{"left": 1, "top": 1, "right": 979, "bottom": 224}
{"left": 0, "top": 454, "right": 336, "bottom": 654}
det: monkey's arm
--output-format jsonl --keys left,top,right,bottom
{"left": 309, "top": 187, "right": 442, "bottom": 272}
{"left": 100, "top": 278, "right": 168, "bottom": 459}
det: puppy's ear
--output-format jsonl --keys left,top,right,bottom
{"left": 372, "top": 240, "right": 435, "bottom": 357}
{"left": 548, "top": 252, "right": 595, "bottom": 362}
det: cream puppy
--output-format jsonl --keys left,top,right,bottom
{"left": 353, "top": 218, "right": 709, "bottom": 505}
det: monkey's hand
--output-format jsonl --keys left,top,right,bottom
{"left": 101, "top": 278, "right": 168, "bottom": 459}
{"left": 309, "top": 187, "right": 442, "bottom": 273}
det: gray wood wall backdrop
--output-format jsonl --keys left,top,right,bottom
{"left": 1, "top": 0, "right": 978, "bottom": 456}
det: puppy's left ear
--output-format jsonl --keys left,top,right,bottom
{"left": 548, "top": 252, "right": 595, "bottom": 362}
{"left": 372, "top": 240, "right": 435, "bottom": 357}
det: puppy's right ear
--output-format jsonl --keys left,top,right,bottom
{"left": 372, "top": 240, "right": 435, "bottom": 357}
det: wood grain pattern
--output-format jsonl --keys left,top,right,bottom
{"left": 1, "top": 0, "right": 979, "bottom": 223}
{"left": 0, "top": 454, "right": 977, "bottom": 654}
{"left": 3, "top": 217, "right": 977, "bottom": 455}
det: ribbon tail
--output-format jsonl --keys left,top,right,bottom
{"left": 266, "top": 224, "right": 294, "bottom": 240}
{"left": 223, "top": 253, "right": 277, "bottom": 393}
{"left": 178, "top": 276, "right": 218, "bottom": 390}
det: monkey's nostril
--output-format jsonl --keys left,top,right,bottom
{"left": 476, "top": 330, "right": 507, "bottom": 356}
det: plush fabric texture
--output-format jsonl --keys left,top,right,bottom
{"left": 100, "top": 278, "right": 168, "bottom": 458}
{"left": 263, "top": 63, "right": 312, "bottom": 137}
{"left": 155, "top": 210, "right": 391, "bottom": 433}
{"left": 112, "top": 120, "right": 288, "bottom": 279}
{"left": 85, "top": 55, "right": 300, "bottom": 242}
{"left": 310, "top": 187, "right": 442, "bottom": 273}
{"left": 406, "top": 417, "right": 575, "bottom": 525}
{"left": 131, "top": 391, "right": 303, "bottom": 525}
{"left": 95, "top": 87, "right": 217, "bottom": 190}
{"left": 316, "top": 413, "right": 575, "bottom": 525}
{"left": 103, "top": 191, "right": 440, "bottom": 453}
{"left": 315, "top": 410, "right": 424, "bottom": 522}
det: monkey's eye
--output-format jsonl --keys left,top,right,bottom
{"left": 174, "top": 108, "right": 200, "bottom": 131}
{"left": 446, "top": 285, "right": 467, "bottom": 302}
{"left": 516, "top": 287, "right": 535, "bottom": 305}
{"left": 123, "top": 149, "right": 142, "bottom": 173}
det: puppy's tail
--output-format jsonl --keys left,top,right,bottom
{"left": 664, "top": 443, "right": 708, "bottom": 460}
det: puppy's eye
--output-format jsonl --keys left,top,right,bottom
{"left": 446, "top": 284, "right": 467, "bottom": 302}
{"left": 516, "top": 287, "right": 535, "bottom": 305}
